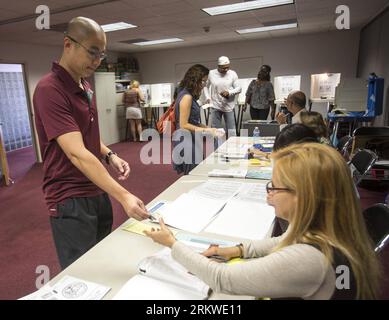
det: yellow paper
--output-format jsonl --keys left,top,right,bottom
{"left": 249, "top": 159, "right": 271, "bottom": 167}
{"left": 122, "top": 220, "right": 178, "bottom": 236}
{"left": 226, "top": 258, "right": 246, "bottom": 265}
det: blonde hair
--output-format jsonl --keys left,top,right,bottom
{"left": 300, "top": 111, "right": 328, "bottom": 138}
{"left": 271, "top": 143, "right": 380, "bottom": 299}
{"left": 130, "top": 80, "right": 140, "bottom": 88}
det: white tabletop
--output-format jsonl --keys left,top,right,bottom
{"left": 46, "top": 175, "right": 264, "bottom": 300}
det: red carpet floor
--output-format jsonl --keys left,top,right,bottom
{"left": 0, "top": 140, "right": 388, "bottom": 299}
{"left": 0, "top": 140, "right": 181, "bottom": 300}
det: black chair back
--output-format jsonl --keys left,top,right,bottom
{"left": 348, "top": 149, "right": 378, "bottom": 185}
{"left": 353, "top": 126, "right": 389, "bottom": 137}
{"left": 336, "top": 135, "right": 352, "bottom": 158}
{"left": 363, "top": 203, "right": 389, "bottom": 253}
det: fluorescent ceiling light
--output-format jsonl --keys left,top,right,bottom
{"left": 236, "top": 22, "right": 298, "bottom": 34}
{"left": 101, "top": 22, "right": 137, "bottom": 32}
{"left": 133, "top": 38, "right": 184, "bottom": 46}
{"left": 202, "top": 0, "right": 294, "bottom": 16}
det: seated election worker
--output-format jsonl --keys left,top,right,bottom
{"left": 145, "top": 143, "right": 380, "bottom": 300}
{"left": 249, "top": 123, "right": 318, "bottom": 159}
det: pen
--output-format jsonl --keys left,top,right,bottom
{"left": 209, "top": 255, "right": 228, "bottom": 262}
{"left": 149, "top": 213, "right": 157, "bottom": 221}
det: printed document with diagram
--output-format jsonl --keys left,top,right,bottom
{"left": 205, "top": 183, "right": 275, "bottom": 240}
{"left": 19, "top": 276, "right": 110, "bottom": 300}
{"left": 156, "top": 180, "right": 244, "bottom": 233}
{"left": 112, "top": 248, "right": 210, "bottom": 300}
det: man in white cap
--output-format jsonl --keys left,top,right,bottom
{"left": 204, "top": 56, "right": 241, "bottom": 137}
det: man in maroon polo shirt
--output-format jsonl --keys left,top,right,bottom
{"left": 33, "top": 17, "right": 149, "bottom": 269}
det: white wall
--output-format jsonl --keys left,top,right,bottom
{"left": 134, "top": 30, "right": 360, "bottom": 100}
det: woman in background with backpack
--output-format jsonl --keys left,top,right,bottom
{"left": 172, "top": 64, "right": 225, "bottom": 175}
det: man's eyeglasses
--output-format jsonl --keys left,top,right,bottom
{"left": 65, "top": 34, "right": 107, "bottom": 61}
{"left": 266, "top": 181, "right": 293, "bottom": 194}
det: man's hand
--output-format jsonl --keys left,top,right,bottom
{"left": 275, "top": 112, "right": 287, "bottom": 124}
{"left": 144, "top": 218, "right": 176, "bottom": 248}
{"left": 109, "top": 154, "right": 130, "bottom": 181}
{"left": 220, "top": 90, "right": 229, "bottom": 98}
{"left": 121, "top": 193, "right": 149, "bottom": 220}
{"left": 243, "top": 104, "right": 248, "bottom": 112}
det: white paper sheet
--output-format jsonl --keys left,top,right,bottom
{"left": 113, "top": 275, "right": 206, "bottom": 300}
{"left": 158, "top": 180, "right": 243, "bottom": 233}
{"left": 208, "top": 168, "right": 248, "bottom": 178}
{"left": 205, "top": 200, "right": 275, "bottom": 240}
{"left": 19, "top": 276, "right": 110, "bottom": 300}
{"left": 113, "top": 248, "right": 209, "bottom": 300}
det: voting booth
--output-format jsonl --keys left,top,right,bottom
{"left": 310, "top": 73, "right": 341, "bottom": 117}
{"left": 274, "top": 75, "right": 301, "bottom": 104}
{"left": 327, "top": 75, "right": 385, "bottom": 145}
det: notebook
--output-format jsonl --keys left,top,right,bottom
{"left": 113, "top": 248, "right": 210, "bottom": 300}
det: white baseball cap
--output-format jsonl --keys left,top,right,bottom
{"left": 218, "top": 56, "right": 230, "bottom": 66}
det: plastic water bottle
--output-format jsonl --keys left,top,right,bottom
{"left": 253, "top": 127, "right": 261, "bottom": 149}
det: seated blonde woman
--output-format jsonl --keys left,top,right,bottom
{"left": 146, "top": 143, "right": 380, "bottom": 299}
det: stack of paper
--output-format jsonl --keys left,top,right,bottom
{"left": 113, "top": 248, "right": 210, "bottom": 300}
{"left": 205, "top": 183, "right": 275, "bottom": 240}
{"left": 208, "top": 168, "right": 248, "bottom": 178}
{"left": 158, "top": 180, "right": 244, "bottom": 233}
{"left": 246, "top": 167, "right": 272, "bottom": 180}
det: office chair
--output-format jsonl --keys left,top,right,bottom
{"left": 336, "top": 135, "right": 353, "bottom": 159}
{"left": 352, "top": 126, "right": 389, "bottom": 137}
{"left": 351, "top": 126, "right": 389, "bottom": 157}
{"left": 362, "top": 203, "right": 389, "bottom": 253}
{"left": 348, "top": 149, "right": 378, "bottom": 185}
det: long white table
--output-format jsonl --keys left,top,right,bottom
{"left": 44, "top": 175, "right": 270, "bottom": 300}
{"left": 40, "top": 136, "right": 275, "bottom": 300}
{"left": 189, "top": 136, "right": 274, "bottom": 178}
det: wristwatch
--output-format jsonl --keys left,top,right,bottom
{"left": 105, "top": 151, "right": 117, "bottom": 165}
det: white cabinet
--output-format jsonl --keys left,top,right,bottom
{"left": 94, "top": 72, "right": 121, "bottom": 146}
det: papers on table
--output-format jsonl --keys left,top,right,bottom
{"left": 175, "top": 233, "right": 239, "bottom": 252}
{"left": 208, "top": 168, "right": 248, "bottom": 178}
{"left": 113, "top": 248, "right": 210, "bottom": 300}
{"left": 208, "top": 167, "right": 272, "bottom": 180}
{"left": 19, "top": 276, "right": 110, "bottom": 300}
{"left": 156, "top": 180, "right": 275, "bottom": 239}
{"left": 205, "top": 183, "right": 275, "bottom": 240}
{"left": 216, "top": 139, "right": 251, "bottom": 159}
{"left": 122, "top": 219, "right": 179, "bottom": 237}
{"left": 158, "top": 180, "right": 244, "bottom": 233}
{"left": 246, "top": 167, "right": 272, "bottom": 180}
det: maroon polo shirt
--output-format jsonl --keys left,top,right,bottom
{"left": 33, "top": 62, "right": 103, "bottom": 216}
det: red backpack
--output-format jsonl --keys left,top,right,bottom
{"left": 156, "top": 100, "right": 176, "bottom": 135}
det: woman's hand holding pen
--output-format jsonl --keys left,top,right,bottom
{"left": 202, "top": 244, "right": 243, "bottom": 261}
{"left": 248, "top": 148, "right": 270, "bottom": 159}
